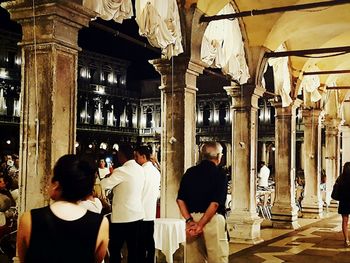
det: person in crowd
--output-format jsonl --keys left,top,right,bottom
{"left": 134, "top": 145, "right": 161, "bottom": 263}
{"left": 257, "top": 161, "right": 270, "bottom": 189}
{"left": 0, "top": 174, "right": 16, "bottom": 207}
{"left": 98, "top": 158, "right": 111, "bottom": 179}
{"left": 16, "top": 154, "right": 109, "bottom": 263}
{"left": 79, "top": 188, "right": 103, "bottom": 214}
{"left": 336, "top": 162, "right": 350, "bottom": 247}
{"left": 100, "top": 144, "right": 145, "bottom": 263}
{"left": 177, "top": 142, "right": 228, "bottom": 263}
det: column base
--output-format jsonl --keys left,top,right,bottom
{"left": 302, "top": 202, "right": 324, "bottom": 219}
{"left": 271, "top": 204, "right": 300, "bottom": 229}
{"left": 227, "top": 212, "right": 263, "bottom": 244}
{"left": 328, "top": 200, "right": 338, "bottom": 212}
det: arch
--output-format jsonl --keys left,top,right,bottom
{"left": 202, "top": 104, "right": 211, "bottom": 126}
{"left": 146, "top": 107, "right": 153, "bottom": 128}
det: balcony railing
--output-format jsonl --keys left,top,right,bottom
{"left": 196, "top": 125, "right": 231, "bottom": 134}
{"left": 0, "top": 115, "right": 20, "bottom": 124}
{"left": 77, "top": 123, "right": 139, "bottom": 135}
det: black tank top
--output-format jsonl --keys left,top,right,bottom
{"left": 25, "top": 205, "right": 103, "bottom": 263}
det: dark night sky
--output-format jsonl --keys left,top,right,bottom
{"left": 0, "top": 2, "right": 160, "bottom": 81}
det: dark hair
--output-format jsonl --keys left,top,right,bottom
{"left": 259, "top": 161, "right": 265, "bottom": 166}
{"left": 118, "top": 144, "right": 134, "bottom": 161}
{"left": 0, "top": 174, "right": 13, "bottom": 189}
{"left": 134, "top": 145, "right": 151, "bottom": 160}
{"left": 343, "top": 162, "right": 350, "bottom": 177}
{"left": 52, "top": 154, "right": 96, "bottom": 202}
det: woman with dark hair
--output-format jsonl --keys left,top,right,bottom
{"left": 338, "top": 162, "right": 350, "bottom": 247}
{"left": 16, "top": 154, "right": 109, "bottom": 263}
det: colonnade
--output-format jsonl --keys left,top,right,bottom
{"left": 3, "top": 0, "right": 347, "bottom": 251}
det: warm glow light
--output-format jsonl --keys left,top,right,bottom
{"left": 0, "top": 68, "right": 9, "bottom": 79}
{"left": 88, "top": 144, "right": 93, "bottom": 149}
{"left": 6, "top": 140, "right": 11, "bottom": 145}
{"left": 100, "top": 142, "right": 107, "bottom": 150}
{"left": 75, "top": 142, "right": 79, "bottom": 148}
{"left": 113, "top": 144, "right": 119, "bottom": 151}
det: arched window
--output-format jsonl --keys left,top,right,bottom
{"left": 146, "top": 108, "right": 153, "bottom": 128}
{"left": 126, "top": 105, "right": 133, "bottom": 128}
{"left": 203, "top": 105, "right": 211, "bottom": 126}
{"left": 219, "top": 103, "right": 226, "bottom": 126}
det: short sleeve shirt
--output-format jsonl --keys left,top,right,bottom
{"left": 177, "top": 160, "right": 227, "bottom": 215}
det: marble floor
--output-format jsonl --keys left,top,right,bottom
{"left": 229, "top": 212, "right": 350, "bottom": 262}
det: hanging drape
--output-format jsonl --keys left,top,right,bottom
{"left": 265, "top": 44, "right": 293, "bottom": 107}
{"left": 200, "top": 4, "right": 250, "bottom": 84}
{"left": 83, "top": 0, "right": 133, "bottom": 23}
{"left": 300, "top": 65, "right": 322, "bottom": 102}
{"left": 135, "top": 0, "right": 183, "bottom": 59}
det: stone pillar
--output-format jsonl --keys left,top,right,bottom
{"left": 341, "top": 126, "right": 350, "bottom": 166}
{"left": 151, "top": 57, "right": 203, "bottom": 218}
{"left": 224, "top": 84, "right": 264, "bottom": 244}
{"left": 301, "top": 108, "right": 323, "bottom": 218}
{"left": 2, "top": 1, "right": 95, "bottom": 212}
{"left": 324, "top": 117, "right": 342, "bottom": 207}
{"left": 270, "top": 98, "right": 302, "bottom": 229}
{"left": 225, "top": 143, "right": 232, "bottom": 168}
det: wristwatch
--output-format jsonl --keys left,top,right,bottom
{"left": 185, "top": 216, "right": 193, "bottom": 223}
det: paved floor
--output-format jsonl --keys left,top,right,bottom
{"left": 229, "top": 213, "right": 350, "bottom": 262}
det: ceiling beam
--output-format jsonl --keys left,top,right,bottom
{"left": 200, "top": 0, "right": 350, "bottom": 23}
{"left": 264, "top": 46, "right": 350, "bottom": 58}
{"left": 303, "top": 70, "right": 350, "bottom": 75}
{"left": 326, "top": 86, "right": 350, "bottom": 90}
{"left": 90, "top": 22, "right": 161, "bottom": 54}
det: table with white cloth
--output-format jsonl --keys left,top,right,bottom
{"left": 154, "top": 218, "right": 186, "bottom": 263}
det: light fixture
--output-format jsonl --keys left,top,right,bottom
{"left": 75, "top": 142, "right": 79, "bottom": 148}
{"left": 88, "top": 144, "right": 93, "bottom": 149}
{"left": 100, "top": 142, "right": 107, "bottom": 150}
{"left": 112, "top": 144, "right": 119, "bottom": 151}
{"left": 6, "top": 140, "right": 11, "bottom": 145}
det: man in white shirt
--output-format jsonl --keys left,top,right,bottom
{"left": 257, "top": 161, "right": 270, "bottom": 189}
{"left": 134, "top": 146, "right": 161, "bottom": 263}
{"left": 100, "top": 144, "right": 145, "bottom": 263}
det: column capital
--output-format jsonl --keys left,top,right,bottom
{"left": 2, "top": 0, "right": 95, "bottom": 50}
{"left": 324, "top": 116, "right": 343, "bottom": 128}
{"left": 224, "top": 84, "right": 264, "bottom": 108}
{"left": 302, "top": 108, "right": 322, "bottom": 126}
{"left": 270, "top": 97, "right": 303, "bottom": 109}
{"left": 150, "top": 57, "right": 203, "bottom": 93}
{"left": 150, "top": 57, "right": 204, "bottom": 76}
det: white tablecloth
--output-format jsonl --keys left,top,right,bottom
{"left": 154, "top": 218, "right": 186, "bottom": 263}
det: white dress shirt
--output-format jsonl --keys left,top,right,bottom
{"left": 100, "top": 159, "right": 145, "bottom": 223}
{"left": 142, "top": 161, "right": 161, "bottom": 221}
{"left": 258, "top": 165, "right": 270, "bottom": 188}
{"left": 79, "top": 197, "right": 103, "bottom": 214}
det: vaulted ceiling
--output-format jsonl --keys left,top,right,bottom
{"left": 192, "top": 0, "right": 350, "bottom": 120}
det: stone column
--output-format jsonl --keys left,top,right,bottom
{"left": 151, "top": 57, "right": 203, "bottom": 218}
{"left": 301, "top": 108, "right": 323, "bottom": 218}
{"left": 225, "top": 143, "right": 232, "bottom": 168}
{"left": 2, "top": 1, "right": 95, "bottom": 212}
{"left": 224, "top": 84, "right": 264, "bottom": 244}
{"left": 270, "top": 98, "right": 302, "bottom": 229}
{"left": 324, "top": 117, "right": 342, "bottom": 207}
{"left": 341, "top": 126, "right": 350, "bottom": 166}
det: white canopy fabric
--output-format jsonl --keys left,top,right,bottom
{"left": 83, "top": 0, "right": 133, "bottom": 23}
{"left": 300, "top": 66, "right": 322, "bottom": 103}
{"left": 200, "top": 4, "right": 250, "bottom": 84}
{"left": 266, "top": 44, "right": 293, "bottom": 107}
{"left": 135, "top": 0, "right": 183, "bottom": 59}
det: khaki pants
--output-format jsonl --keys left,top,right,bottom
{"left": 186, "top": 213, "right": 229, "bottom": 263}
